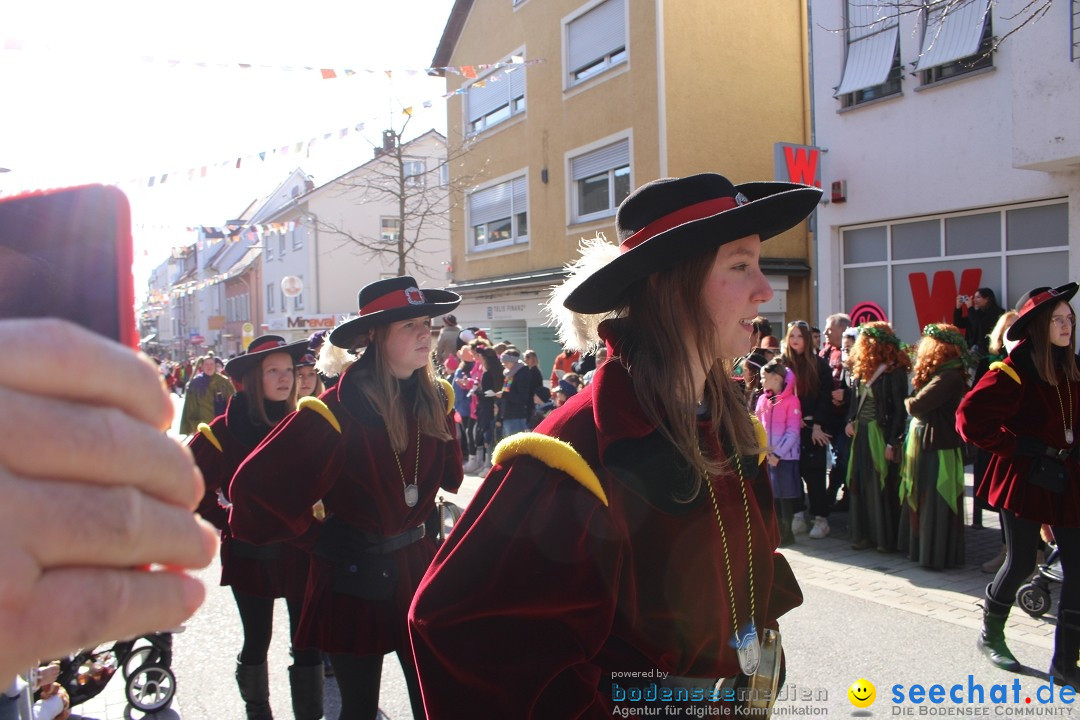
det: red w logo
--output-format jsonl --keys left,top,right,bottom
{"left": 908, "top": 269, "right": 982, "bottom": 331}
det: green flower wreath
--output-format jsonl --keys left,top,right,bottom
{"left": 922, "top": 324, "right": 968, "bottom": 349}
{"left": 858, "top": 323, "right": 901, "bottom": 348}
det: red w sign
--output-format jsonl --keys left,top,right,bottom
{"left": 773, "top": 143, "right": 822, "bottom": 188}
{"left": 908, "top": 269, "right": 983, "bottom": 330}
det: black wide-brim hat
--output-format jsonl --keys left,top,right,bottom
{"left": 329, "top": 275, "right": 461, "bottom": 350}
{"left": 564, "top": 173, "right": 822, "bottom": 314}
{"left": 1007, "top": 282, "right": 1079, "bottom": 342}
{"left": 224, "top": 334, "right": 311, "bottom": 377}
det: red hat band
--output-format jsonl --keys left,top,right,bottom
{"left": 620, "top": 194, "right": 747, "bottom": 252}
{"left": 248, "top": 338, "right": 289, "bottom": 353}
{"left": 360, "top": 287, "right": 427, "bottom": 316}
{"left": 1019, "top": 288, "right": 1065, "bottom": 317}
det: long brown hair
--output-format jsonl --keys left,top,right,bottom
{"left": 238, "top": 353, "right": 299, "bottom": 427}
{"left": 621, "top": 248, "right": 760, "bottom": 502}
{"left": 1024, "top": 301, "right": 1080, "bottom": 385}
{"left": 783, "top": 322, "right": 819, "bottom": 398}
{"left": 357, "top": 326, "right": 453, "bottom": 452}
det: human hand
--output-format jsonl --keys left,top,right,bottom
{"left": 845, "top": 421, "right": 855, "bottom": 438}
{"left": 0, "top": 319, "right": 217, "bottom": 683}
{"left": 831, "top": 388, "right": 845, "bottom": 405}
{"left": 812, "top": 424, "right": 831, "bottom": 446}
{"left": 37, "top": 662, "right": 60, "bottom": 688}
{"left": 483, "top": 389, "right": 497, "bottom": 398}
{"left": 767, "top": 453, "right": 780, "bottom": 468}
{"left": 885, "top": 444, "right": 897, "bottom": 463}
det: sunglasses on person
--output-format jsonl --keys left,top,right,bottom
{"left": 787, "top": 321, "right": 810, "bottom": 330}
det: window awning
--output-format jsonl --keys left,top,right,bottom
{"left": 915, "top": 0, "right": 990, "bottom": 70}
{"left": 835, "top": 25, "right": 899, "bottom": 96}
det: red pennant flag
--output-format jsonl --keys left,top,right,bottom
{"left": 461, "top": 65, "right": 477, "bottom": 79}
{"left": 321, "top": 69, "right": 336, "bottom": 79}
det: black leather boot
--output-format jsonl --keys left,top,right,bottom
{"left": 289, "top": 664, "right": 325, "bottom": 720}
{"left": 978, "top": 586, "right": 1020, "bottom": 672}
{"left": 777, "top": 499, "right": 796, "bottom": 547}
{"left": 1052, "top": 610, "right": 1080, "bottom": 689}
{"left": 235, "top": 659, "right": 273, "bottom": 720}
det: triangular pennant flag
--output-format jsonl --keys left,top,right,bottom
{"left": 402, "top": 106, "right": 413, "bottom": 116}
{"left": 461, "top": 66, "right": 476, "bottom": 79}
{"left": 422, "top": 100, "right": 432, "bottom": 109}
{"left": 339, "top": 128, "right": 348, "bottom": 138}
{"left": 258, "top": 151, "right": 266, "bottom": 161}
{"left": 320, "top": 69, "right": 337, "bottom": 79}
{"left": 160, "top": 173, "right": 168, "bottom": 184}
{"left": 147, "top": 176, "right": 155, "bottom": 187}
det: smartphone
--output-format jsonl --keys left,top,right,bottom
{"left": 0, "top": 184, "right": 136, "bottom": 348}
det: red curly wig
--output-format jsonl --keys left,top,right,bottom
{"left": 848, "top": 321, "right": 912, "bottom": 382}
{"left": 911, "top": 324, "right": 970, "bottom": 390}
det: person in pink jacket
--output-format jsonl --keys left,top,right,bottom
{"left": 755, "top": 359, "right": 803, "bottom": 546}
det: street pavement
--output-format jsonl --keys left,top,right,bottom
{"left": 70, "top": 398, "right": 1068, "bottom": 718}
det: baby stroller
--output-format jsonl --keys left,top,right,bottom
{"left": 1018, "top": 540, "right": 1063, "bottom": 618}
{"left": 55, "top": 632, "right": 177, "bottom": 713}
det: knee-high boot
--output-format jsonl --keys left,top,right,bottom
{"left": 978, "top": 585, "right": 1020, "bottom": 672}
{"left": 235, "top": 659, "right": 273, "bottom": 720}
{"left": 777, "top": 499, "right": 796, "bottom": 546}
{"left": 1052, "top": 610, "right": 1080, "bottom": 689}
{"left": 289, "top": 664, "right": 325, "bottom": 720}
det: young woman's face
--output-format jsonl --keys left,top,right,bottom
{"left": 973, "top": 292, "right": 987, "bottom": 310}
{"left": 382, "top": 315, "right": 434, "bottom": 379}
{"left": 700, "top": 235, "right": 774, "bottom": 359}
{"left": 762, "top": 370, "right": 784, "bottom": 395}
{"left": 261, "top": 352, "right": 295, "bottom": 402}
{"left": 786, "top": 326, "right": 807, "bottom": 355}
{"left": 1049, "top": 301, "right": 1074, "bottom": 348}
{"left": 296, "top": 366, "right": 319, "bottom": 397}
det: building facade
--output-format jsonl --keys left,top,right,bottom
{"left": 812, "top": 0, "right": 1080, "bottom": 344}
{"left": 433, "top": 0, "right": 816, "bottom": 370}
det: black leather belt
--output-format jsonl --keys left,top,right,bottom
{"left": 359, "top": 524, "right": 427, "bottom": 554}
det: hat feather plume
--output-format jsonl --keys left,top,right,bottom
{"left": 316, "top": 319, "right": 359, "bottom": 378}
{"left": 545, "top": 233, "right": 622, "bottom": 352}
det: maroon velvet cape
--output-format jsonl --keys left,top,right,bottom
{"left": 409, "top": 323, "right": 803, "bottom": 718}
{"left": 228, "top": 363, "right": 463, "bottom": 655}
{"left": 957, "top": 345, "right": 1080, "bottom": 525}
{"left": 190, "top": 394, "right": 308, "bottom": 600}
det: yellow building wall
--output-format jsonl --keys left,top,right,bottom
{"left": 445, "top": 0, "right": 815, "bottom": 320}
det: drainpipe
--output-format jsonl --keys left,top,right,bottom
{"left": 805, "top": 0, "right": 821, "bottom": 323}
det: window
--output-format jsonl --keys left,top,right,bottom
{"left": 566, "top": 0, "right": 626, "bottom": 87}
{"left": 278, "top": 233, "right": 286, "bottom": 257}
{"left": 381, "top": 217, "right": 401, "bottom": 243}
{"left": 467, "top": 64, "right": 526, "bottom": 134}
{"left": 1073, "top": 0, "right": 1080, "bottom": 62}
{"left": 265, "top": 236, "right": 274, "bottom": 261}
{"left": 292, "top": 226, "right": 303, "bottom": 250}
{"left": 266, "top": 283, "right": 275, "bottom": 313}
{"left": 280, "top": 287, "right": 287, "bottom": 313}
{"left": 835, "top": 0, "right": 902, "bottom": 108}
{"left": 918, "top": 1, "right": 993, "bottom": 85}
{"left": 468, "top": 176, "right": 528, "bottom": 251}
{"left": 439, "top": 163, "right": 449, "bottom": 186}
{"left": 570, "top": 139, "right": 630, "bottom": 223}
{"left": 404, "top": 159, "right": 426, "bottom": 186}
{"left": 293, "top": 276, "right": 304, "bottom": 311}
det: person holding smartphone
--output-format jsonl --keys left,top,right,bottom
{"left": 188, "top": 335, "right": 319, "bottom": 720}
{"left": 229, "top": 276, "right": 464, "bottom": 720}
{"left": 0, "top": 318, "right": 216, "bottom": 688}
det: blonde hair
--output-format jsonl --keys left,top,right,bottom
{"left": 357, "top": 326, "right": 453, "bottom": 451}
{"left": 987, "top": 310, "right": 1019, "bottom": 356}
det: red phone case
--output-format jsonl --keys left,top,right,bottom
{"left": 0, "top": 184, "right": 136, "bottom": 348}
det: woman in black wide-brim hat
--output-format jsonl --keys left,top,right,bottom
{"left": 229, "top": 276, "right": 464, "bottom": 719}
{"left": 188, "top": 334, "right": 321, "bottom": 720}
{"left": 409, "top": 172, "right": 821, "bottom": 717}
{"left": 959, "top": 283, "right": 1080, "bottom": 688}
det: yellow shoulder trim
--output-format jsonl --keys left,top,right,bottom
{"left": 298, "top": 396, "right": 342, "bottom": 433}
{"left": 196, "top": 423, "right": 223, "bottom": 452}
{"left": 750, "top": 413, "right": 768, "bottom": 466}
{"left": 492, "top": 433, "right": 608, "bottom": 506}
{"left": 989, "top": 361, "right": 1021, "bottom": 385}
{"left": 436, "top": 377, "right": 454, "bottom": 415}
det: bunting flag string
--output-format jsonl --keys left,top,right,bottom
{"left": 1, "top": 40, "right": 541, "bottom": 82}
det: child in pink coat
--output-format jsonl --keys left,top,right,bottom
{"left": 755, "top": 358, "right": 803, "bottom": 545}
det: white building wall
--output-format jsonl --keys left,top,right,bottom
{"left": 812, "top": 0, "right": 1080, "bottom": 336}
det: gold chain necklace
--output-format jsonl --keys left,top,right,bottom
{"left": 1054, "top": 380, "right": 1074, "bottom": 445}
{"left": 701, "top": 449, "right": 759, "bottom": 675}
{"left": 391, "top": 422, "right": 421, "bottom": 507}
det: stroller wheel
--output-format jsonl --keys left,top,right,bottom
{"left": 125, "top": 663, "right": 175, "bottom": 712}
{"left": 122, "top": 646, "right": 159, "bottom": 679}
{"left": 1017, "top": 583, "right": 1052, "bottom": 617}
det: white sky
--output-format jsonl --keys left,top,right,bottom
{"left": 0, "top": 0, "right": 458, "bottom": 283}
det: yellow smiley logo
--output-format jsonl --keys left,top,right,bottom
{"left": 848, "top": 678, "right": 876, "bottom": 709}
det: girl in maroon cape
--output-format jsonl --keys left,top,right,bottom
{"left": 229, "top": 276, "right": 463, "bottom": 720}
{"left": 409, "top": 173, "right": 820, "bottom": 718}
{"left": 189, "top": 335, "right": 318, "bottom": 720}
{"left": 959, "top": 283, "right": 1080, "bottom": 688}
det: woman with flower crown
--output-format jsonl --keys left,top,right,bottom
{"left": 844, "top": 321, "right": 911, "bottom": 553}
{"left": 897, "top": 324, "right": 968, "bottom": 569}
